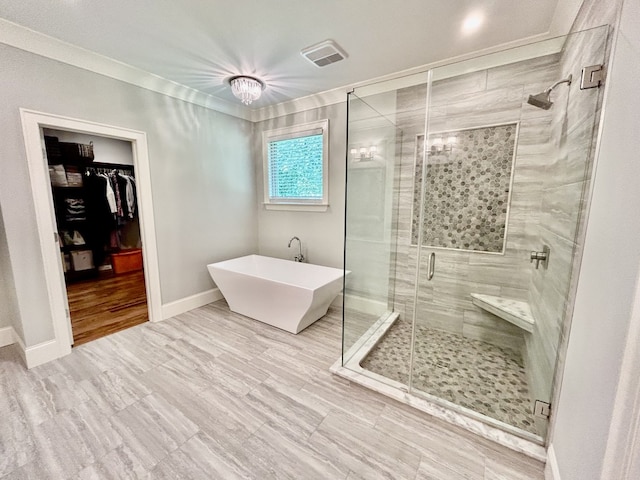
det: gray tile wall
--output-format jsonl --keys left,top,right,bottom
{"left": 389, "top": 53, "right": 562, "bottom": 355}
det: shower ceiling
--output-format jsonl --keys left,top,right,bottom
{"left": 0, "top": 0, "right": 582, "bottom": 109}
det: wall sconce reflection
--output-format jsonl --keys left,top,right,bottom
{"left": 429, "top": 135, "right": 457, "bottom": 154}
{"left": 350, "top": 145, "right": 378, "bottom": 161}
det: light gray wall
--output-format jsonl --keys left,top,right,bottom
{"left": 0, "top": 43, "right": 257, "bottom": 346}
{"left": 550, "top": 0, "right": 638, "bottom": 478}
{"left": 0, "top": 203, "right": 20, "bottom": 335}
{"left": 253, "top": 104, "right": 346, "bottom": 269}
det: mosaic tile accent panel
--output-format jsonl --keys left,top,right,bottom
{"left": 361, "top": 319, "right": 538, "bottom": 434}
{"left": 411, "top": 123, "right": 518, "bottom": 252}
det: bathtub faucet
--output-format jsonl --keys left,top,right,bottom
{"left": 288, "top": 236, "right": 305, "bottom": 263}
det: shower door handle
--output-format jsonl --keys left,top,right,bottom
{"left": 426, "top": 252, "right": 435, "bottom": 281}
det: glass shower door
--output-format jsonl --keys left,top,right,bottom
{"left": 409, "top": 26, "right": 608, "bottom": 441}
{"left": 342, "top": 91, "right": 404, "bottom": 366}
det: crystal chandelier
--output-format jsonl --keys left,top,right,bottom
{"left": 229, "top": 75, "right": 265, "bottom": 105}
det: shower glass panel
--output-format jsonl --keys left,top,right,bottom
{"left": 344, "top": 26, "right": 608, "bottom": 444}
{"left": 342, "top": 91, "right": 406, "bottom": 366}
{"left": 409, "top": 26, "right": 607, "bottom": 441}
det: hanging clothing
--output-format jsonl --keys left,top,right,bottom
{"left": 83, "top": 172, "right": 116, "bottom": 266}
{"left": 98, "top": 173, "right": 117, "bottom": 214}
{"left": 118, "top": 173, "right": 136, "bottom": 219}
{"left": 108, "top": 172, "right": 124, "bottom": 219}
{"left": 126, "top": 175, "right": 137, "bottom": 218}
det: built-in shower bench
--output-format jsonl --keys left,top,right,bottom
{"left": 470, "top": 293, "right": 535, "bottom": 333}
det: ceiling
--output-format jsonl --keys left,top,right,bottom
{"left": 0, "top": 1, "right": 577, "bottom": 110}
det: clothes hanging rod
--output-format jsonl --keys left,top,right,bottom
{"left": 88, "top": 161, "right": 135, "bottom": 170}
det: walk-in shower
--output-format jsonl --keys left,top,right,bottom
{"left": 335, "top": 26, "right": 608, "bottom": 456}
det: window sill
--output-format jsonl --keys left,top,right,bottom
{"left": 263, "top": 203, "right": 329, "bottom": 212}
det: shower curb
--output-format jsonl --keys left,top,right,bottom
{"left": 331, "top": 313, "right": 547, "bottom": 462}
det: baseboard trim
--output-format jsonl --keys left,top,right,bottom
{"left": 161, "top": 288, "right": 223, "bottom": 320}
{"left": 13, "top": 335, "right": 64, "bottom": 369}
{"left": 545, "top": 444, "right": 561, "bottom": 480}
{"left": 0, "top": 326, "right": 15, "bottom": 348}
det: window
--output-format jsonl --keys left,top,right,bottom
{"left": 262, "top": 119, "right": 329, "bottom": 211}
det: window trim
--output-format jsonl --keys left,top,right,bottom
{"left": 262, "top": 119, "right": 329, "bottom": 211}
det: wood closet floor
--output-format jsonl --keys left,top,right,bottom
{"left": 66, "top": 270, "right": 148, "bottom": 346}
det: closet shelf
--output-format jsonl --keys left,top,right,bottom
{"left": 470, "top": 293, "right": 535, "bottom": 333}
{"left": 60, "top": 244, "right": 91, "bottom": 251}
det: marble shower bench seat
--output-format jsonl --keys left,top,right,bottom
{"left": 470, "top": 293, "right": 535, "bottom": 333}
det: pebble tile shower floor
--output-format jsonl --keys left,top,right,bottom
{"left": 361, "top": 320, "right": 538, "bottom": 434}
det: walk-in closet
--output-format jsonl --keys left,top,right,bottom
{"left": 44, "top": 129, "right": 148, "bottom": 345}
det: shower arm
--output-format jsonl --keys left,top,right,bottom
{"left": 544, "top": 75, "right": 572, "bottom": 93}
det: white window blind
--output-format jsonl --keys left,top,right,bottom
{"left": 268, "top": 133, "right": 323, "bottom": 200}
{"left": 262, "top": 120, "right": 329, "bottom": 210}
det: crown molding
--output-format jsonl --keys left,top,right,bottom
{"left": 0, "top": 18, "right": 252, "bottom": 121}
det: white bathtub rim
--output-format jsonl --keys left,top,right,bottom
{"left": 208, "top": 254, "right": 347, "bottom": 291}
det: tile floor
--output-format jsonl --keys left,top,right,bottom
{"left": 0, "top": 300, "right": 544, "bottom": 479}
{"left": 361, "top": 319, "right": 538, "bottom": 434}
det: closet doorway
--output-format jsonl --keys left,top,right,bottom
{"left": 21, "top": 109, "right": 162, "bottom": 365}
{"left": 44, "top": 129, "right": 148, "bottom": 345}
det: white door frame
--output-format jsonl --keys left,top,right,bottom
{"left": 20, "top": 109, "right": 162, "bottom": 359}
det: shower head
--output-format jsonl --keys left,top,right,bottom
{"left": 526, "top": 74, "right": 573, "bottom": 110}
{"left": 527, "top": 91, "right": 553, "bottom": 110}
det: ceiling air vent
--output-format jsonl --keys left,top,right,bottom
{"left": 301, "top": 40, "right": 347, "bottom": 67}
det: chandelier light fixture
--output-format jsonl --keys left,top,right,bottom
{"left": 228, "top": 75, "right": 265, "bottom": 106}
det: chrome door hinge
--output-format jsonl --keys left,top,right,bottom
{"left": 580, "top": 64, "right": 605, "bottom": 89}
{"left": 65, "top": 308, "right": 70, "bottom": 318}
{"left": 534, "top": 400, "right": 551, "bottom": 419}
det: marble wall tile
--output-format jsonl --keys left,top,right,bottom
{"left": 486, "top": 54, "right": 562, "bottom": 91}
{"left": 414, "top": 303, "right": 465, "bottom": 333}
{"left": 462, "top": 310, "right": 525, "bottom": 351}
{"left": 431, "top": 71, "right": 488, "bottom": 106}
{"left": 540, "top": 181, "right": 585, "bottom": 241}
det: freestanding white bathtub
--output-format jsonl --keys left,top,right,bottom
{"left": 207, "top": 254, "right": 346, "bottom": 334}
